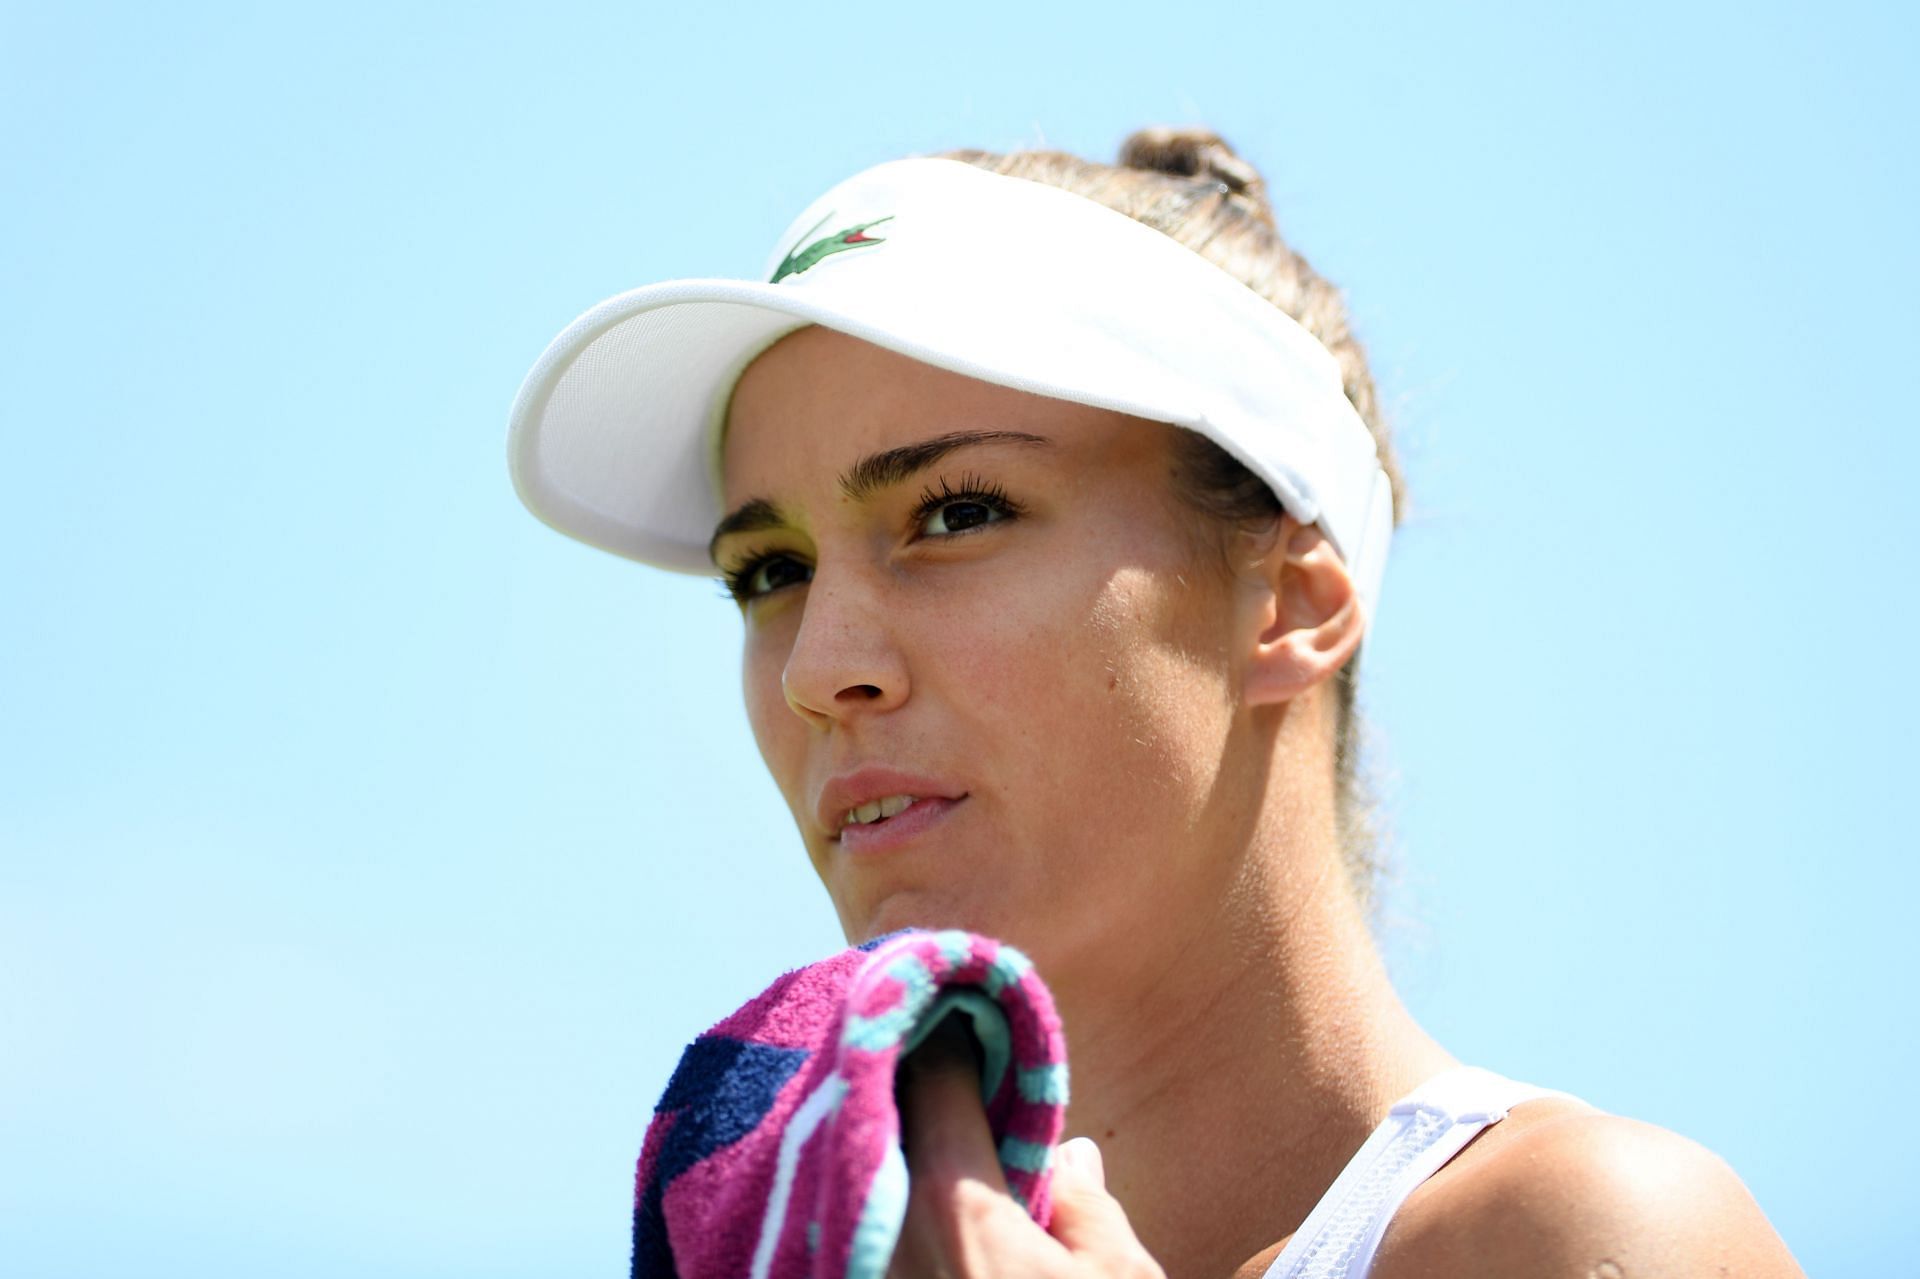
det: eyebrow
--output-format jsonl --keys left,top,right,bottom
{"left": 708, "top": 428, "right": 1052, "bottom": 563}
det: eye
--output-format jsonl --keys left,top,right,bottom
{"left": 720, "top": 552, "right": 812, "bottom": 605}
{"left": 921, "top": 498, "right": 1004, "bottom": 535}
{"left": 911, "top": 473, "right": 1024, "bottom": 538}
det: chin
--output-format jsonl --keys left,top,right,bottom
{"left": 851, "top": 890, "right": 1005, "bottom": 946}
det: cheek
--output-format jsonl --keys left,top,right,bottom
{"left": 958, "top": 555, "right": 1234, "bottom": 826}
{"left": 1009, "top": 561, "right": 1237, "bottom": 900}
{"left": 1083, "top": 572, "right": 1233, "bottom": 801}
{"left": 894, "top": 558, "right": 1111, "bottom": 760}
{"left": 741, "top": 628, "right": 804, "bottom": 794}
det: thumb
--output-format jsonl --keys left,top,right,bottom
{"left": 1055, "top": 1136, "right": 1107, "bottom": 1192}
{"left": 1046, "top": 1138, "right": 1162, "bottom": 1272}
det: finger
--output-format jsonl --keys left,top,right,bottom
{"left": 897, "top": 1017, "right": 1011, "bottom": 1197}
{"left": 1047, "top": 1138, "right": 1163, "bottom": 1273}
{"left": 896, "top": 1018, "right": 1058, "bottom": 1273}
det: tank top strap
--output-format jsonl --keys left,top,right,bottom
{"left": 1260, "top": 1066, "right": 1578, "bottom": 1279}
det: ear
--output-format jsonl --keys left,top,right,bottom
{"left": 1241, "top": 517, "right": 1365, "bottom": 709}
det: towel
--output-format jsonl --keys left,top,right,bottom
{"left": 631, "top": 928, "right": 1069, "bottom": 1279}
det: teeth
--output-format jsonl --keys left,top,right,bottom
{"left": 844, "top": 794, "right": 920, "bottom": 828}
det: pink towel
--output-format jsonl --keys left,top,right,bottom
{"left": 631, "top": 929, "right": 1069, "bottom": 1278}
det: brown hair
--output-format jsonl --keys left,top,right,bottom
{"left": 933, "top": 127, "right": 1406, "bottom": 907}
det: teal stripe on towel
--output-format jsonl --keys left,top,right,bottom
{"left": 844, "top": 953, "right": 936, "bottom": 1051}
{"left": 885, "top": 952, "right": 935, "bottom": 1005}
{"left": 847, "top": 1141, "right": 909, "bottom": 1279}
{"left": 999, "top": 1135, "right": 1051, "bottom": 1175}
{"left": 843, "top": 1004, "right": 917, "bottom": 1052}
{"left": 983, "top": 946, "right": 1032, "bottom": 998}
{"left": 1017, "top": 1062, "right": 1068, "bottom": 1105}
{"left": 932, "top": 929, "right": 974, "bottom": 971}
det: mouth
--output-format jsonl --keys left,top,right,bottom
{"left": 838, "top": 792, "right": 924, "bottom": 832}
{"left": 834, "top": 793, "right": 967, "bottom": 855}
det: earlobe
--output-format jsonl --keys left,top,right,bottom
{"left": 1243, "top": 520, "right": 1365, "bottom": 708}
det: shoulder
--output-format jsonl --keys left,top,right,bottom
{"left": 1368, "top": 1100, "right": 1805, "bottom": 1279}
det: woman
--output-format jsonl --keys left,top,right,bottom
{"left": 509, "top": 129, "right": 1802, "bottom": 1277}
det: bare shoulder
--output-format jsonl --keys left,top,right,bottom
{"left": 1369, "top": 1100, "right": 1805, "bottom": 1279}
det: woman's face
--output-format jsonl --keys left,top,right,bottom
{"left": 717, "top": 325, "right": 1268, "bottom": 965}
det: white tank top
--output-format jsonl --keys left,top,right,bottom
{"left": 1260, "top": 1066, "right": 1578, "bottom": 1279}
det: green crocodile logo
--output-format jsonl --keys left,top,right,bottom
{"left": 770, "top": 212, "right": 895, "bottom": 283}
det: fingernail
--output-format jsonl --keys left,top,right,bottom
{"left": 1056, "top": 1137, "right": 1105, "bottom": 1188}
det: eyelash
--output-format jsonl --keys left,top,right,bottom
{"left": 914, "top": 472, "right": 1022, "bottom": 531}
{"left": 716, "top": 472, "right": 1026, "bottom": 605}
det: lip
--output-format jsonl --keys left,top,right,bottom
{"left": 817, "top": 766, "right": 969, "bottom": 843}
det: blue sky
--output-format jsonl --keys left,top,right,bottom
{"left": 2, "top": 2, "right": 1913, "bottom": 1275}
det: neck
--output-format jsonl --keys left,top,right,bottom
{"left": 1045, "top": 818, "right": 1452, "bottom": 1277}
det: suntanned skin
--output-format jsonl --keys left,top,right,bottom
{"left": 719, "top": 325, "right": 1803, "bottom": 1278}
{"left": 893, "top": 1026, "right": 1801, "bottom": 1279}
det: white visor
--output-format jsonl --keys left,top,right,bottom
{"left": 508, "top": 156, "right": 1395, "bottom": 627}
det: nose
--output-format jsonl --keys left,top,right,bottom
{"left": 779, "top": 564, "right": 909, "bottom": 729}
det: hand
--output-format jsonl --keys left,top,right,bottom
{"left": 885, "top": 1020, "right": 1166, "bottom": 1278}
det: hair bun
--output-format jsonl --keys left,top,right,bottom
{"left": 1118, "top": 126, "right": 1267, "bottom": 204}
